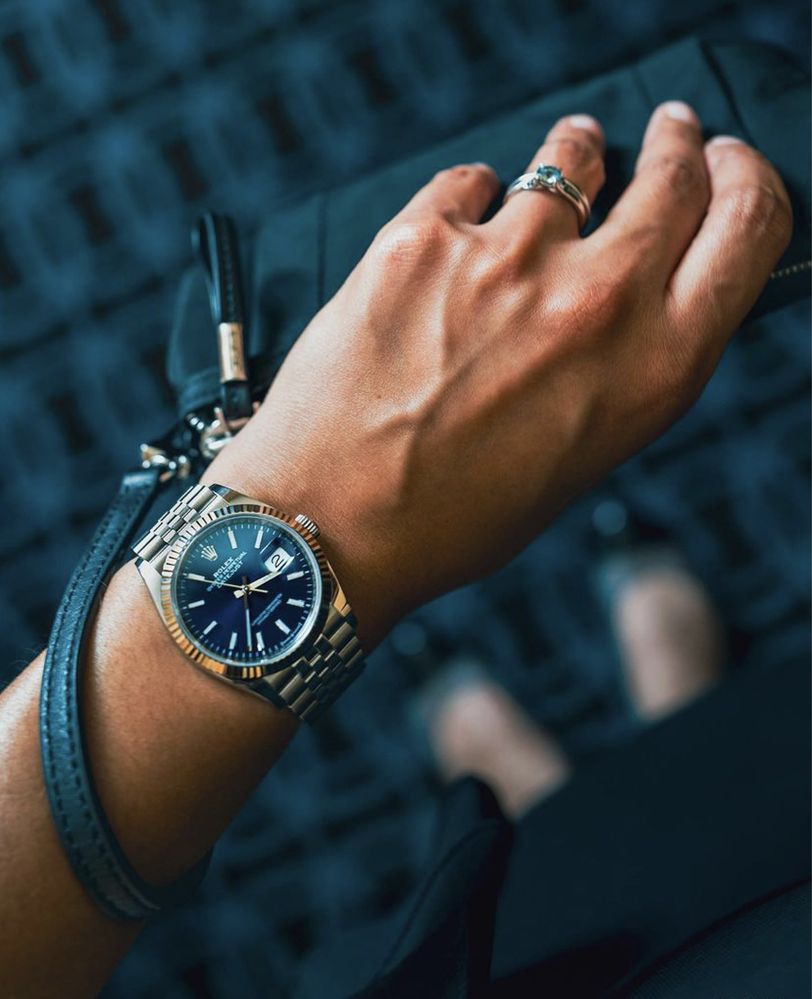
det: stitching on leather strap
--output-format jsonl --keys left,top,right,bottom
{"left": 41, "top": 470, "right": 161, "bottom": 918}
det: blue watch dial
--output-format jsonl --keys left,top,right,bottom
{"left": 172, "top": 513, "right": 321, "bottom": 666}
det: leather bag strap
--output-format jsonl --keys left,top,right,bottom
{"left": 39, "top": 467, "right": 210, "bottom": 921}
{"left": 193, "top": 212, "right": 254, "bottom": 423}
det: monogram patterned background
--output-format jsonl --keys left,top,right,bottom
{"left": 0, "top": 1, "right": 807, "bottom": 996}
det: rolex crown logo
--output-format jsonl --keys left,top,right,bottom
{"left": 201, "top": 545, "right": 218, "bottom": 562}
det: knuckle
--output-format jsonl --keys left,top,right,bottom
{"left": 467, "top": 243, "right": 526, "bottom": 294}
{"left": 431, "top": 163, "right": 496, "bottom": 190}
{"left": 546, "top": 134, "right": 600, "bottom": 173}
{"left": 542, "top": 272, "right": 631, "bottom": 340}
{"left": 433, "top": 165, "right": 469, "bottom": 183}
{"left": 435, "top": 163, "right": 488, "bottom": 182}
{"left": 641, "top": 153, "right": 706, "bottom": 197}
{"left": 617, "top": 221, "right": 669, "bottom": 259}
{"left": 371, "top": 217, "right": 452, "bottom": 269}
{"left": 721, "top": 182, "right": 793, "bottom": 247}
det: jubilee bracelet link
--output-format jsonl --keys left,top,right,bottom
{"left": 261, "top": 601, "right": 365, "bottom": 722}
{"left": 132, "top": 483, "right": 228, "bottom": 570}
{"left": 132, "top": 482, "right": 365, "bottom": 723}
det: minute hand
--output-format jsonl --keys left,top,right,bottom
{"left": 233, "top": 568, "right": 284, "bottom": 598}
{"left": 184, "top": 575, "right": 269, "bottom": 594}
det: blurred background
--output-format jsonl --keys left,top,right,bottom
{"left": 0, "top": 1, "right": 808, "bottom": 996}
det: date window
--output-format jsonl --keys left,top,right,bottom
{"left": 264, "top": 547, "right": 294, "bottom": 574}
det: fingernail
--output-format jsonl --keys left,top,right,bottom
{"left": 707, "top": 134, "right": 744, "bottom": 146}
{"left": 660, "top": 101, "right": 699, "bottom": 124}
{"left": 568, "top": 113, "right": 602, "bottom": 134}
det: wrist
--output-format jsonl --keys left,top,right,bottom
{"left": 202, "top": 429, "right": 403, "bottom": 652}
{"left": 88, "top": 561, "right": 298, "bottom": 883}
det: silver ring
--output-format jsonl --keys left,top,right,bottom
{"left": 503, "top": 164, "right": 591, "bottom": 230}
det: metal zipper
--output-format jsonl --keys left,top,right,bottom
{"left": 769, "top": 259, "right": 812, "bottom": 280}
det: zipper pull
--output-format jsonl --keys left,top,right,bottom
{"left": 193, "top": 213, "right": 254, "bottom": 424}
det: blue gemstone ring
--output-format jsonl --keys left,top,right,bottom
{"left": 503, "top": 163, "right": 591, "bottom": 230}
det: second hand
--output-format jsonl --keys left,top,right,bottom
{"left": 242, "top": 575, "right": 252, "bottom": 652}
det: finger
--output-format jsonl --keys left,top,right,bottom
{"left": 491, "top": 114, "right": 606, "bottom": 246}
{"left": 667, "top": 135, "right": 792, "bottom": 341}
{"left": 590, "top": 101, "right": 709, "bottom": 277}
{"left": 398, "top": 162, "right": 500, "bottom": 225}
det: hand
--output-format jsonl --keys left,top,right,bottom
{"left": 184, "top": 574, "right": 269, "bottom": 595}
{"left": 242, "top": 576, "right": 253, "bottom": 651}
{"left": 233, "top": 568, "right": 283, "bottom": 599}
{"left": 0, "top": 101, "right": 794, "bottom": 998}
{"left": 206, "top": 103, "right": 791, "bottom": 648}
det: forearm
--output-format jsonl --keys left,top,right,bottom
{"left": 0, "top": 562, "right": 300, "bottom": 997}
{"left": 0, "top": 98, "right": 789, "bottom": 997}
{"left": 0, "top": 430, "right": 398, "bottom": 997}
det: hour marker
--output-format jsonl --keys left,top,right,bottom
{"left": 275, "top": 619, "right": 291, "bottom": 635}
{"left": 229, "top": 631, "right": 237, "bottom": 651}
{"left": 228, "top": 528, "right": 237, "bottom": 550}
{"left": 187, "top": 572, "right": 206, "bottom": 581}
{"left": 287, "top": 571, "right": 304, "bottom": 581}
{"left": 255, "top": 631, "right": 265, "bottom": 651}
{"left": 287, "top": 598, "right": 305, "bottom": 608}
{"left": 203, "top": 620, "right": 217, "bottom": 635}
{"left": 187, "top": 600, "right": 205, "bottom": 609}
{"left": 254, "top": 528, "right": 264, "bottom": 549}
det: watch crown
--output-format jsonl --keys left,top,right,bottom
{"left": 294, "top": 513, "right": 320, "bottom": 538}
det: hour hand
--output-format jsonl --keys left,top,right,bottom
{"left": 233, "top": 569, "right": 281, "bottom": 598}
{"left": 184, "top": 574, "right": 268, "bottom": 594}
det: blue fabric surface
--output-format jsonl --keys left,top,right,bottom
{"left": 0, "top": 2, "right": 808, "bottom": 996}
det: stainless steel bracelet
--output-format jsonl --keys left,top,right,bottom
{"left": 133, "top": 482, "right": 365, "bottom": 723}
{"left": 132, "top": 482, "right": 230, "bottom": 569}
{"left": 258, "top": 598, "right": 365, "bottom": 723}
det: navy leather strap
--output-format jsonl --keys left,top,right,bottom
{"left": 39, "top": 467, "right": 210, "bottom": 921}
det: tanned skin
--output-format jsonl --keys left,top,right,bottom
{"left": 0, "top": 104, "right": 791, "bottom": 997}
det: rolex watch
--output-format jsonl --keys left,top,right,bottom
{"left": 132, "top": 482, "right": 365, "bottom": 723}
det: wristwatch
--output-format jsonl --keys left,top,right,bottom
{"left": 132, "top": 482, "right": 366, "bottom": 723}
